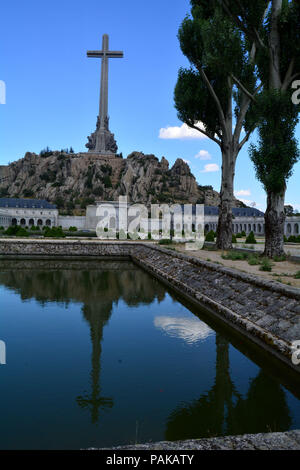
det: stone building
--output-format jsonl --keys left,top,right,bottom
{"left": 1, "top": 197, "right": 299, "bottom": 238}
{"left": 203, "top": 206, "right": 300, "bottom": 237}
{"left": 0, "top": 198, "right": 58, "bottom": 227}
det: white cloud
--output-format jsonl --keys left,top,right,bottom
{"left": 235, "top": 189, "right": 251, "bottom": 197}
{"left": 195, "top": 150, "right": 212, "bottom": 160}
{"left": 238, "top": 198, "right": 258, "bottom": 207}
{"left": 183, "top": 159, "right": 191, "bottom": 164}
{"left": 286, "top": 203, "right": 300, "bottom": 212}
{"left": 201, "top": 163, "right": 219, "bottom": 173}
{"left": 159, "top": 122, "right": 207, "bottom": 140}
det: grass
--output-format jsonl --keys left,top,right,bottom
{"left": 295, "top": 271, "right": 300, "bottom": 279}
{"left": 259, "top": 258, "right": 273, "bottom": 272}
{"left": 273, "top": 255, "right": 287, "bottom": 262}
{"left": 221, "top": 251, "right": 276, "bottom": 272}
{"left": 158, "top": 239, "right": 173, "bottom": 245}
{"left": 202, "top": 245, "right": 218, "bottom": 251}
{"left": 221, "top": 251, "right": 248, "bottom": 261}
{"left": 247, "top": 255, "right": 261, "bottom": 265}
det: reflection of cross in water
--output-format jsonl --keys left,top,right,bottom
{"left": 77, "top": 303, "right": 113, "bottom": 424}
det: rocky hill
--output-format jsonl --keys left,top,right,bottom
{"left": 0, "top": 150, "right": 245, "bottom": 214}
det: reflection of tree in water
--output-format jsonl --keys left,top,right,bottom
{"left": 166, "top": 334, "right": 292, "bottom": 440}
{"left": 0, "top": 260, "right": 166, "bottom": 424}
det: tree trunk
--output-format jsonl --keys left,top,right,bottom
{"left": 216, "top": 147, "right": 235, "bottom": 250}
{"left": 264, "top": 188, "right": 286, "bottom": 258}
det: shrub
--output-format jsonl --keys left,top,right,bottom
{"left": 241, "top": 230, "right": 246, "bottom": 237}
{"left": 287, "top": 235, "right": 300, "bottom": 243}
{"left": 93, "top": 186, "right": 103, "bottom": 197}
{"left": 294, "top": 271, "right": 300, "bottom": 279}
{"left": 23, "top": 189, "right": 34, "bottom": 197}
{"left": 158, "top": 239, "right": 173, "bottom": 245}
{"left": 248, "top": 255, "right": 261, "bottom": 265}
{"left": 236, "top": 233, "right": 242, "bottom": 238}
{"left": 205, "top": 230, "right": 215, "bottom": 242}
{"left": 259, "top": 258, "right": 272, "bottom": 272}
{"left": 232, "top": 234, "right": 237, "bottom": 243}
{"left": 0, "top": 226, "right": 4, "bottom": 231}
{"left": 4, "top": 225, "right": 19, "bottom": 236}
{"left": 43, "top": 226, "right": 65, "bottom": 238}
{"left": 69, "top": 226, "right": 77, "bottom": 232}
{"left": 246, "top": 231, "right": 257, "bottom": 244}
{"left": 102, "top": 175, "right": 112, "bottom": 188}
{"left": 16, "top": 227, "right": 29, "bottom": 237}
{"left": 40, "top": 147, "right": 53, "bottom": 158}
{"left": 4, "top": 225, "right": 29, "bottom": 237}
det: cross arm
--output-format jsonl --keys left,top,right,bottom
{"left": 87, "top": 51, "right": 104, "bottom": 58}
{"left": 107, "top": 51, "right": 124, "bottom": 58}
{"left": 87, "top": 51, "right": 124, "bottom": 58}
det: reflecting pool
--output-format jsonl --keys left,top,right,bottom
{"left": 0, "top": 259, "right": 299, "bottom": 449}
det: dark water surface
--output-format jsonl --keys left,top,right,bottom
{"left": 0, "top": 259, "right": 299, "bottom": 449}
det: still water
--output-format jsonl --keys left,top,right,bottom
{"left": 0, "top": 259, "right": 299, "bottom": 449}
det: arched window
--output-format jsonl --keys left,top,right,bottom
{"left": 20, "top": 219, "right": 26, "bottom": 226}
{"left": 29, "top": 219, "right": 34, "bottom": 226}
{"left": 37, "top": 219, "right": 43, "bottom": 226}
{"left": 294, "top": 224, "right": 299, "bottom": 235}
{"left": 287, "top": 223, "right": 292, "bottom": 234}
{"left": 46, "top": 219, "right": 51, "bottom": 226}
{"left": 12, "top": 218, "right": 17, "bottom": 226}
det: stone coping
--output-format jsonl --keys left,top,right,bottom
{"left": 97, "top": 430, "right": 300, "bottom": 450}
{"left": 153, "top": 244, "right": 300, "bottom": 299}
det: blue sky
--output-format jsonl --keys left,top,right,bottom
{"left": 0, "top": 0, "right": 299, "bottom": 211}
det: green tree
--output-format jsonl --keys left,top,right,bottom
{"left": 175, "top": 0, "right": 259, "bottom": 249}
{"left": 218, "top": 0, "right": 300, "bottom": 257}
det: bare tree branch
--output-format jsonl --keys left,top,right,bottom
{"left": 231, "top": 74, "right": 257, "bottom": 102}
{"left": 282, "top": 58, "right": 298, "bottom": 91}
{"left": 198, "top": 67, "right": 228, "bottom": 137}
{"left": 187, "top": 121, "right": 221, "bottom": 146}
{"left": 238, "top": 129, "right": 253, "bottom": 151}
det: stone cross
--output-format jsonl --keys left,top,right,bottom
{"left": 86, "top": 34, "right": 123, "bottom": 153}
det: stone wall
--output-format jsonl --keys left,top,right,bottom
{"left": 0, "top": 239, "right": 299, "bottom": 373}
{"left": 58, "top": 216, "right": 86, "bottom": 230}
